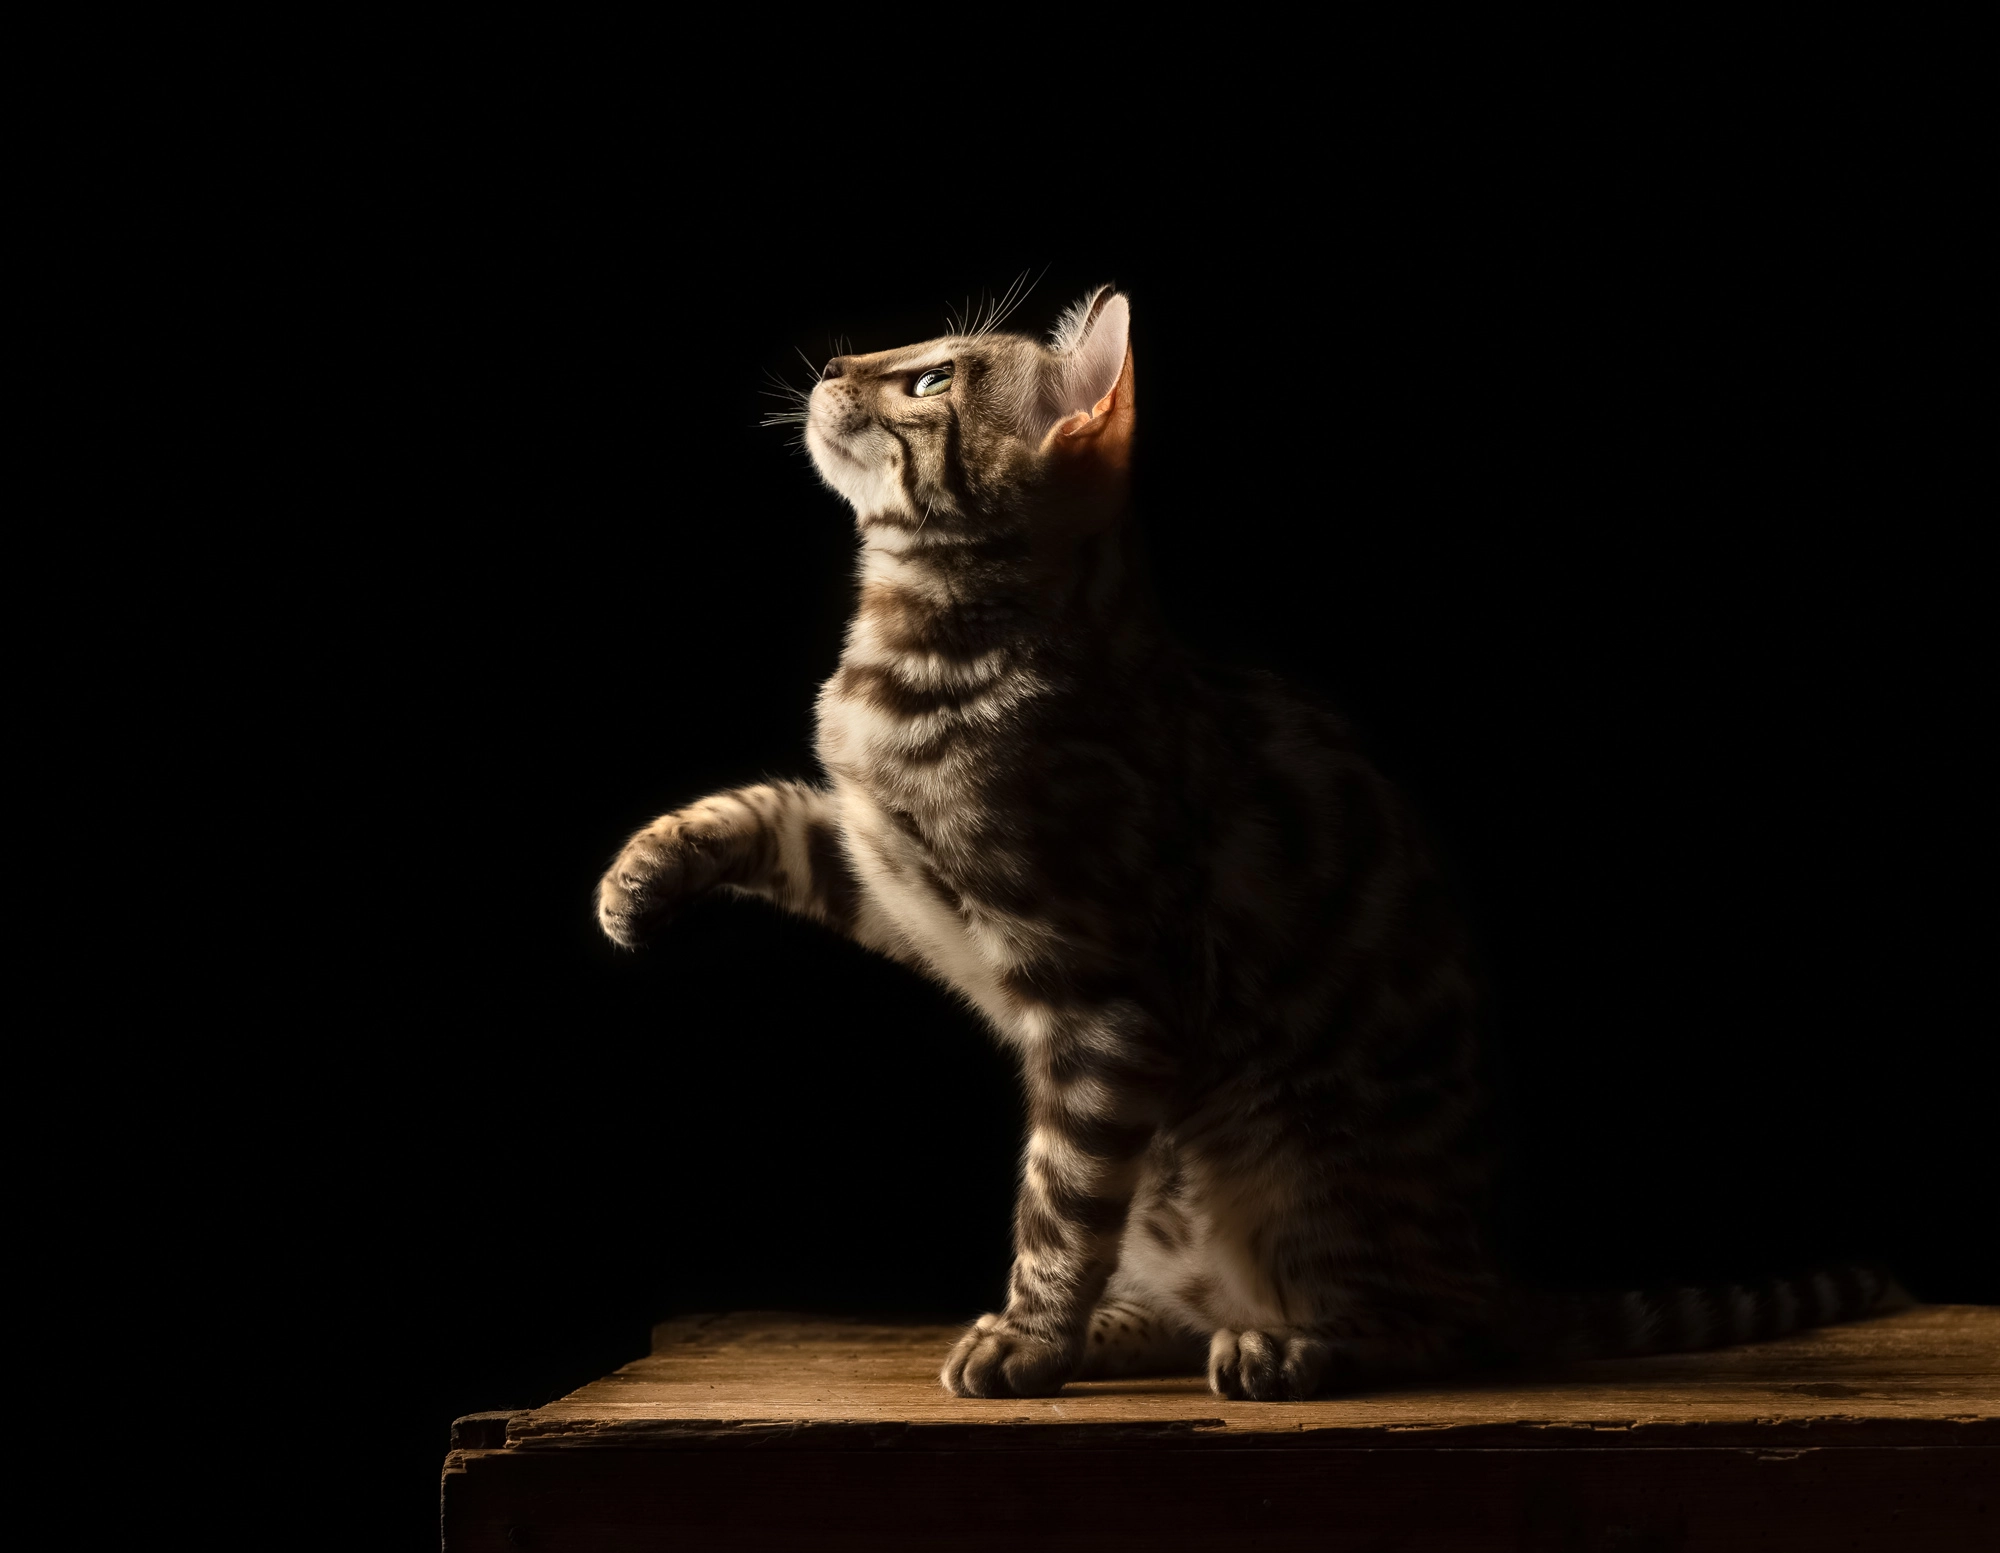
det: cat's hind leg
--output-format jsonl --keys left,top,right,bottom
{"left": 1076, "top": 1296, "right": 1207, "bottom": 1380}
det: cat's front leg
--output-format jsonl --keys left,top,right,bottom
{"left": 597, "top": 781, "right": 847, "bottom": 947}
{"left": 1207, "top": 1329, "right": 1336, "bottom": 1401}
{"left": 942, "top": 1005, "right": 1171, "bottom": 1398}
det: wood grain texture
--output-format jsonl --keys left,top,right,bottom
{"left": 505, "top": 1305, "right": 1997, "bottom": 1451}
{"left": 442, "top": 1308, "right": 1997, "bottom": 1551}
{"left": 442, "top": 1444, "right": 1996, "bottom": 1553}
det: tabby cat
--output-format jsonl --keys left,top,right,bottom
{"left": 595, "top": 285, "right": 1903, "bottom": 1399}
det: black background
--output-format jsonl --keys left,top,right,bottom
{"left": 184, "top": 68, "right": 1987, "bottom": 1545}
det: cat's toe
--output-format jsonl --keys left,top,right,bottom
{"left": 595, "top": 873, "right": 657, "bottom": 947}
{"left": 1208, "top": 1329, "right": 1327, "bottom": 1401}
{"left": 1277, "top": 1333, "right": 1331, "bottom": 1398}
{"left": 1208, "top": 1328, "right": 1280, "bottom": 1399}
{"left": 940, "top": 1315, "right": 1072, "bottom": 1398}
{"left": 595, "top": 842, "right": 685, "bottom": 948}
{"left": 1207, "top": 1329, "right": 1244, "bottom": 1398}
{"left": 1237, "top": 1330, "right": 1289, "bottom": 1399}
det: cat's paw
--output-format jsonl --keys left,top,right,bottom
{"left": 596, "top": 825, "right": 697, "bottom": 947}
{"left": 1207, "top": 1329, "right": 1331, "bottom": 1401}
{"left": 940, "top": 1314, "right": 1075, "bottom": 1398}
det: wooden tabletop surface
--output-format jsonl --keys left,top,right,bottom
{"left": 494, "top": 1304, "right": 1998, "bottom": 1452}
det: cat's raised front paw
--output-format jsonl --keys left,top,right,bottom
{"left": 1207, "top": 1328, "right": 1331, "bottom": 1401}
{"left": 940, "top": 1314, "right": 1074, "bottom": 1398}
{"left": 596, "top": 826, "right": 695, "bottom": 948}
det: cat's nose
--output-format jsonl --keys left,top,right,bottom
{"left": 820, "top": 358, "right": 847, "bottom": 381}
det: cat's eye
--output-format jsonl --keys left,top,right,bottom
{"left": 913, "top": 367, "right": 953, "bottom": 398}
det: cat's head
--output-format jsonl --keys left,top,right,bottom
{"left": 804, "top": 286, "right": 1134, "bottom": 551}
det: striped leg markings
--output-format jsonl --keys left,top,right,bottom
{"left": 597, "top": 781, "right": 870, "bottom": 947}
{"left": 1077, "top": 1295, "right": 1206, "bottom": 1379}
{"left": 942, "top": 1002, "right": 1172, "bottom": 1397}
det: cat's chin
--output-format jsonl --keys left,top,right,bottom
{"left": 804, "top": 419, "right": 865, "bottom": 472}
{"left": 804, "top": 423, "right": 900, "bottom": 516}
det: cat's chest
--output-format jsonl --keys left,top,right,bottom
{"left": 813, "top": 646, "right": 1070, "bottom": 1036}
{"left": 812, "top": 655, "right": 1027, "bottom": 871}
{"left": 828, "top": 775, "right": 1033, "bottom": 1038}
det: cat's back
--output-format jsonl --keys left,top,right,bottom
{"left": 1179, "top": 664, "right": 1447, "bottom": 960}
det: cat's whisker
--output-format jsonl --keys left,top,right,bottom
{"left": 983, "top": 265, "right": 1045, "bottom": 336}
{"left": 963, "top": 269, "right": 1034, "bottom": 340}
{"left": 970, "top": 288, "right": 996, "bottom": 339}
{"left": 762, "top": 372, "right": 813, "bottom": 407}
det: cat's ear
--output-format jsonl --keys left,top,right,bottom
{"left": 1038, "top": 287, "right": 1134, "bottom": 470}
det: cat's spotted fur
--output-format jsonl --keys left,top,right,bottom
{"left": 596, "top": 287, "right": 1905, "bottom": 1399}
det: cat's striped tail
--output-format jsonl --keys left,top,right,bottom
{"left": 1509, "top": 1263, "right": 1914, "bottom": 1362}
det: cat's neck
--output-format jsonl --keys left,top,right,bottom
{"left": 846, "top": 517, "right": 1162, "bottom": 671}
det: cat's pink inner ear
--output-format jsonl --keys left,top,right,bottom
{"left": 1054, "top": 375, "right": 1123, "bottom": 439}
{"left": 1043, "top": 289, "right": 1131, "bottom": 432}
{"left": 1048, "top": 344, "right": 1136, "bottom": 474}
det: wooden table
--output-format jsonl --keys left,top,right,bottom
{"left": 442, "top": 1305, "right": 1996, "bottom": 1550}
